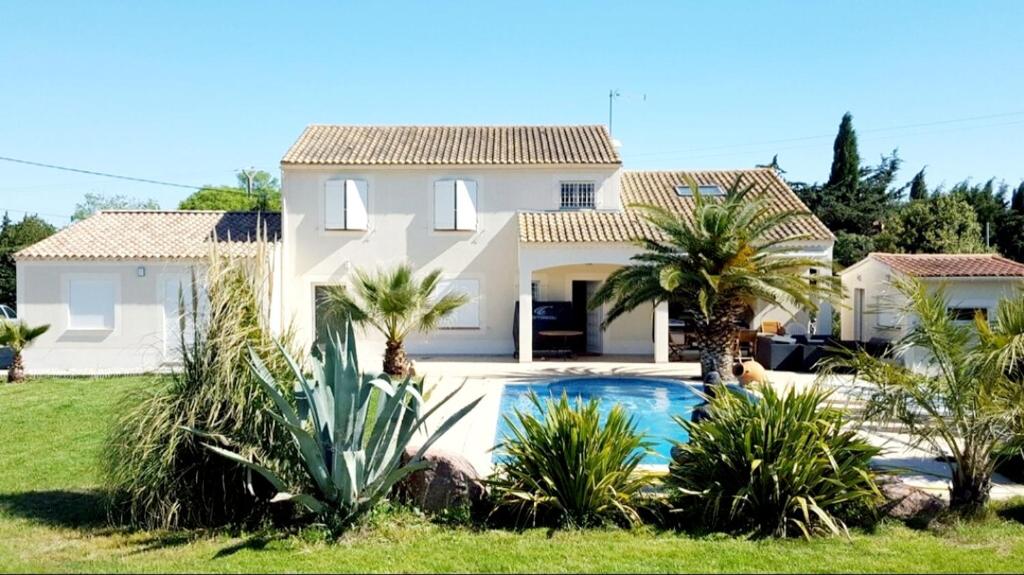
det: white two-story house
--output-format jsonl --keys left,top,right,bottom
{"left": 15, "top": 124, "right": 834, "bottom": 374}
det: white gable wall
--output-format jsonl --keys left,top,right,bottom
{"left": 281, "top": 164, "right": 622, "bottom": 364}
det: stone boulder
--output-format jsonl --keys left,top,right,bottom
{"left": 395, "top": 447, "right": 487, "bottom": 514}
{"left": 879, "top": 477, "right": 947, "bottom": 523}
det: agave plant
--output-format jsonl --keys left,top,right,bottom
{"left": 489, "top": 392, "right": 653, "bottom": 528}
{"left": 0, "top": 320, "right": 49, "bottom": 383}
{"left": 194, "top": 318, "right": 482, "bottom": 527}
{"left": 667, "top": 384, "right": 881, "bottom": 538}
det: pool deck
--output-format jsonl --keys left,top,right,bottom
{"left": 413, "top": 355, "right": 1024, "bottom": 501}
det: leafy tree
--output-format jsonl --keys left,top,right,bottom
{"left": 793, "top": 113, "right": 902, "bottom": 266}
{"left": 590, "top": 179, "right": 840, "bottom": 378}
{"left": 950, "top": 178, "right": 1007, "bottom": 245}
{"left": 908, "top": 167, "right": 928, "bottom": 201}
{"left": 1012, "top": 182, "right": 1024, "bottom": 214}
{"left": 316, "top": 264, "right": 469, "bottom": 375}
{"left": 0, "top": 214, "right": 58, "bottom": 308}
{"left": 876, "top": 194, "right": 987, "bottom": 255}
{"left": 72, "top": 193, "right": 160, "bottom": 221}
{"left": 833, "top": 232, "right": 876, "bottom": 268}
{"left": 179, "top": 171, "right": 281, "bottom": 212}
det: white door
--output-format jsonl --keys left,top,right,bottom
{"left": 163, "top": 275, "right": 198, "bottom": 360}
{"left": 584, "top": 281, "right": 603, "bottom": 353}
{"left": 853, "top": 288, "right": 865, "bottom": 341}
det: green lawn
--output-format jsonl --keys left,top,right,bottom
{"left": 3, "top": 377, "right": 1024, "bottom": 573}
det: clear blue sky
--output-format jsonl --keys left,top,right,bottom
{"left": 2, "top": 1, "right": 1022, "bottom": 225}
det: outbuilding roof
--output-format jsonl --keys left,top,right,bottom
{"left": 281, "top": 125, "right": 621, "bottom": 166}
{"left": 870, "top": 253, "right": 1024, "bottom": 278}
{"left": 15, "top": 211, "right": 280, "bottom": 261}
{"left": 518, "top": 169, "right": 833, "bottom": 244}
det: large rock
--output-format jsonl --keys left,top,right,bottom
{"left": 396, "top": 447, "right": 487, "bottom": 514}
{"left": 879, "top": 477, "right": 947, "bottom": 522}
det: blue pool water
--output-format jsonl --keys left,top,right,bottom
{"left": 493, "top": 377, "right": 706, "bottom": 465}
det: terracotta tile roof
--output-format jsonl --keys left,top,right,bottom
{"left": 15, "top": 211, "right": 281, "bottom": 261}
{"left": 282, "top": 125, "right": 621, "bottom": 166}
{"left": 519, "top": 169, "right": 833, "bottom": 243}
{"left": 872, "top": 253, "right": 1024, "bottom": 277}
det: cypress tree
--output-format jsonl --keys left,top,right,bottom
{"left": 827, "top": 112, "right": 860, "bottom": 190}
{"left": 909, "top": 168, "right": 928, "bottom": 201}
{"left": 1012, "top": 181, "right": 1024, "bottom": 214}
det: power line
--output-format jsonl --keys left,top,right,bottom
{"left": 626, "top": 110, "right": 1024, "bottom": 159}
{"left": 0, "top": 156, "right": 267, "bottom": 197}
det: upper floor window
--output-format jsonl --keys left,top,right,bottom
{"left": 434, "top": 179, "right": 477, "bottom": 230}
{"left": 560, "top": 181, "right": 595, "bottom": 210}
{"left": 324, "top": 179, "right": 368, "bottom": 231}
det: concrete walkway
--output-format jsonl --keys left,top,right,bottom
{"left": 413, "top": 355, "right": 1024, "bottom": 501}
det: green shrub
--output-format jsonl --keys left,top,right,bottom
{"left": 192, "top": 318, "right": 483, "bottom": 531}
{"left": 102, "top": 241, "right": 305, "bottom": 529}
{"left": 489, "top": 392, "right": 653, "bottom": 528}
{"left": 667, "top": 385, "right": 881, "bottom": 538}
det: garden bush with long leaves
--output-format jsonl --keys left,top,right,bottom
{"left": 489, "top": 392, "right": 652, "bottom": 528}
{"left": 667, "top": 385, "right": 881, "bottom": 538}
{"left": 102, "top": 239, "right": 306, "bottom": 529}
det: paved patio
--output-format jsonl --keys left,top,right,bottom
{"left": 413, "top": 355, "right": 1024, "bottom": 501}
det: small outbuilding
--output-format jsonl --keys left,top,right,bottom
{"left": 14, "top": 210, "right": 280, "bottom": 375}
{"left": 839, "top": 252, "right": 1024, "bottom": 369}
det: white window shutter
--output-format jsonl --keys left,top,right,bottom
{"left": 345, "top": 179, "right": 368, "bottom": 230}
{"left": 437, "top": 278, "right": 480, "bottom": 328}
{"left": 324, "top": 180, "right": 345, "bottom": 230}
{"left": 434, "top": 180, "right": 456, "bottom": 230}
{"left": 455, "top": 180, "right": 477, "bottom": 230}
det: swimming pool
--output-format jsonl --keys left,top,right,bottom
{"left": 493, "top": 377, "right": 707, "bottom": 466}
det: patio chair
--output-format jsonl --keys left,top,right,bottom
{"left": 760, "top": 320, "right": 782, "bottom": 335}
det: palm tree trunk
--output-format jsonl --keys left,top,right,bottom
{"left": 696, "top": 321, "right": 736, "bottom": 380}
{"left": 8, "top": 351, "right": 24, "bottom": 383}
{"left": 383, "top": 339, "right": 407, "bottom": 376}
{"left": 950, "top": 458, "right": 992, "bottom": 517}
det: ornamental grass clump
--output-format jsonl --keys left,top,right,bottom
{"left": 102, "top": 237, "right": 304, "bottom": 529}
{"left": 489, "top": 392, "right": 653, "bottom": 528}
{"left": 667, "top": 385, "right": 881, "bottom": 538}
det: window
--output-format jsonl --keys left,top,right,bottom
{"left": 68, "top": 278, "right": 115, "bottom": 330}
{"left": 560, "top": 181, "right": 595, "bottom": 209}
{"left": 874, "top": 294, "right": 899, "bottom": 328}
{"left": 531, "top": 281, "right": 541, "bottom": 301}
{"left": 949, "top": 307, "right": 988, "bottom": 323}
{"left": 324, "top": 179, "right": 368, "bottom": 230}
{"left": 675, "top": 184, "right": 725, "bottom": 197}
{"left": 435, "top": 278, "right": 480, "bottom": 329}
{"left": 434, "top": 179, "right": 478, "bottom": 230}
{"left": 313, "top": 285, "right": 343, "bottom": 348}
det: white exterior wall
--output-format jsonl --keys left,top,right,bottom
{"left": 840, "top": 257, "right": 1024, "bottom": 369}
{"left": 281, "top": 164, "right": 621, "bottom": 363}
{"left": 16, "top": 259, "right": 202, "bottom": 374}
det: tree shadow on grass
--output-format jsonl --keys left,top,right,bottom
{"left": 0, "top": 489, "right": 108, "bottom": 530}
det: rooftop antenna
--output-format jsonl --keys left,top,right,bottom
{"left": 608, "top": 89, "right": 621, "bottom": 136}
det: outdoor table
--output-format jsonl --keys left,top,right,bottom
{"left": 537, "top": 330, "right": 583, "bottom": 358}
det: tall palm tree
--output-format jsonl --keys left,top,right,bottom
{"left": 822, "top": 279, "right": 1024, "bottom": 516}
{"left": 590, "top": 177, "right": 840, "bottom": 377}
{"left": 0, "top": 320, "right": 49, "bottom": 383}
{"left": 317, "top": 264, "right": 469, "bottom": 375}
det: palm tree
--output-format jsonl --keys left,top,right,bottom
{"left": 822, "top": 279, "right": 1024, "bottom": 516}
{"left": 590, "top": 177, "right": 840, "bottom": 377}
{"left": 0, "top": 320, "right": 50, "bottom": 383}
{"left": 317, "top": 264, "right": 469, "bottom": 375}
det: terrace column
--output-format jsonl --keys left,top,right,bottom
{"left": 518, "top": 265, "right": 533, "bottom": 363}
{"left": 654, "top": 300, "right": 669, "bottom": 363}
